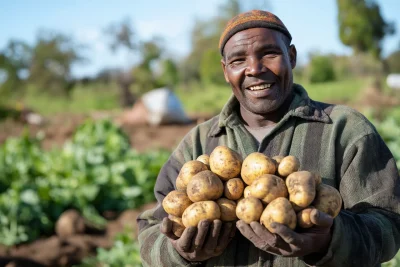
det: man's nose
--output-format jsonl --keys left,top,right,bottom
{"left": 245, "top": 58, "right": 267, "bottom": 76}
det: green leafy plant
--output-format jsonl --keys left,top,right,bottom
{"left": 0, "top": 119, "right": 169, "bottom": 245}
{"left": 78, "top": 228, "right": 141, "bottom": 267}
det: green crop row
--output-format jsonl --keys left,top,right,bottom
{"left": 0, "top": 119, "right": 170, "bottom": 246}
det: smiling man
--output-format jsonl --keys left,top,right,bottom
{"left": 137, "top": 10, "right": 400, "bottom": 267}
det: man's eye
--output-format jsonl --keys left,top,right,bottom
{"left": 229, "top": 59, "right": 245, "bottom": 66}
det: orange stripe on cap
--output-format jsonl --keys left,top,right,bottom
{"left": 219, "top": 10, "right": 292, "bottom": 55}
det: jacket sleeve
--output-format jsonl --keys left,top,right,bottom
{"left": 304, "top": 132, "right": 400, "bottom": 267}
{"left": 137, "top": 132, "right": 196, "bottom": 267}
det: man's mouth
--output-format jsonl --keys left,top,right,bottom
{"left": 248, "top": 83, "right": 273, "bottom": 91}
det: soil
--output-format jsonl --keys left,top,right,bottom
{"left": 0, "top": 110, "right": 213, "bottom": 267}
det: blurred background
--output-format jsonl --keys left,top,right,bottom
{"left": 0, "top": 0, "right": 399, "bottom": 266}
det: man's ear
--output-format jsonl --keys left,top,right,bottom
{"left": 289, "top": 45, "right": 297, "bottom": 69}
{"left": 221, "top": 59, "right": 230, "bottom": 83}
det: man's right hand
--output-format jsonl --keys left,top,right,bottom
{"left": 160, "top": 217, "right": 236, "bottom": 262}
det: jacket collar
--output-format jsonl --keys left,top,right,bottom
{"left": 209, "top": 83, "right": 332, "bottom": 137}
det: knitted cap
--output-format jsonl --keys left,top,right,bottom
{"left": 219, "top": 10, "right": 292, "bottom": 55}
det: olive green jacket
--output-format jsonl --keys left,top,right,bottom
{"left": 137, "top": 84, "right": 400, "bottom": 267}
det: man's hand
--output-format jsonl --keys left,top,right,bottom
{"left": 161, "top": 217, "right": 236, "bottom": 262}
{"left": 236, "top": 208, "right": 333, "bottom": 257}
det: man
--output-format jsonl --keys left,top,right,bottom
{"left": 137, "top": 10, "right": 400, "bottom": 266}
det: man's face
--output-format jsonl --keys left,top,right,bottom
{"left": 221, "top": 28, "right": 297, "bottom": 115}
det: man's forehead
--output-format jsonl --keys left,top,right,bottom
{"left": 225, "top": 28, "right": 282, "bottom": 50}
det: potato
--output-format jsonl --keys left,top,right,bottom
{"left": 168, "top": 214, "right": 185, "bottom": 237}
{"left": 209, "top": 146, "right": 242, "bottom": 181}
{"left": 55, "top": 209, "right": 85, "bottom": 239}
{"left": 236, "top": 197, "right": 263, "bottom": 224}
{"left": 272, "top": 155, "right": 284, "bottom": 165}
{"left": 216, "top": 198, "right": 238, "bottom": 221}
{"left": 187, "top": 170, "right": 224, "bottom": 202}
{"left": 177, "top": 160, "right": 208, "bottom": 190}
{"left": 175, "top": 175, "right": 186, "bottom": 191}
{"left": 297, "top": 207, "right": 314, "bottom": 228}
{"left": 260, "top": 197, "right": 297, "bottom": 233}
{"left": 249, "top": 174, "right": 288, "bottom": 204}
{"left": 286, "top": 171, "right": 316, "bottom": 211}
{"left": 311, "top": 171, "right": 322, "bottom": 186}
{"left": 224, "top": 178, "right": 244, "bottom": 200}
{"left": 182, "top": 201, "right": 221, "bottom": 228}
{"left": 243, "top": 186, "right": 252, "bottom": 198}
{"left": 312, "top": 184, "right": 342, "bottom": 218}
{"left": 277, "top": 155, "right": 300, "bottom": 177}
{"left": 196, "top": 154, "right": 210, "bottom": 168}
{"left": 162, "top": 190, "right": 193, "bottom": 217}
{"left": 241, "top": 152, "right": 276, "bottom": 185}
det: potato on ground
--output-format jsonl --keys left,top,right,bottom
{"left": 312, "top": 184, "right": 342, "bottom": 218}
{"left": 297, "top": 206, "right": 315, "bottom": 228}
{"left": 56, "top": 209, "right": 85, "bottom": 239}
{"left": 186, "top": 170, "right": 224, "bottom": 202}
{"left": 168, "top": 214, "right": 185, "bottom": 237}
{"left": 177, "top": 160, "right": 208, "bottom": 190}
{"left": 236, "top": 197, "right": 263, "bottom": 224}
{"left": 224, "top": 178, "right": 244, "bottom": 200}
{"left": 286, "top": 171, "right": 316, "bottom": 211}
{"left": 217, "top": 198, "right": 238, "bottom": 221}
{"left": 182, "top": 201, "right": 221, "bottom": 228}
{"left": 241, "top": 152, "right": 276, "bottom": 185}
{"left": 260, "top": 197, "right": 297, "bottom": 233}
{"left": 209, "top": 146, "right": 242, "bottom": 181}
{"left": 249, "top": 174, "right": 288, "bottom": 204}
{"left": 277, "top": 155, "right": 300, "bottom": 177}
{"left": 162, "top": 190, "right": 193, "bottom": 217}
{"left": 196, "top": 154, "right": 210, "bottom": 168}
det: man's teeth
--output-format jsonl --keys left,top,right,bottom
{"left": 249, "top": 84, "right": 271, "bottom": 90}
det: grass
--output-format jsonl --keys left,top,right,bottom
{"left": 8, "top": 83, "right": 120, "bottom": 116}
{"left": 1, "top": 77, "right": 374, "bottom": 117}
{"left": 175, "top": 78, "right": 371, "bottom": 115}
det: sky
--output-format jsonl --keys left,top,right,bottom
{"left": 1, "top": 0, "right": 399, "bottom": 78}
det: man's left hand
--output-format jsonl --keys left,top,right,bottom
{"left": 236, "top": 208, "right": 333, "bottom": 257}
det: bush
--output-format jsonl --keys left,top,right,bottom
{"left": 308, "top": 55, "right": 336, "bottom": 84}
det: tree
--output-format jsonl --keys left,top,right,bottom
{"left": 0, "top": 40, "right": 31, "bottom": 99}
{"left": 103, "top": 18, "right": 136, "bottom": 107}
{"left": 28, "top": 30, "right": 84, "bottom": 96}
{"left": 386, "top": 47, "right": 400, "bottom": 73}
{"left": 337, "top": 0, "right": 395, "bottom": 59}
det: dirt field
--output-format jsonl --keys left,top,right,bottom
{"left": 0, "top": 111, "right": 212, "bottom": 267}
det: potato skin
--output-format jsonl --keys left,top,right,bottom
{"left": 162, "top": 190, "right": 193, "bottom": 217}
{"left": 224, "top": 178, "right": 245, "bottom": 200}
{"left": 260, "top": 197, "right": 297, "bottom": 233}
{"left": 236, "top": 197, "right": 263, "bottom": 224}
{"left": 216, "top": 198, "right": 238, "bottom": 221}
{"left": 182, "top": 201, "right": 221, "bottom": 228}
{"left": 210, "top": 146, "right": 242, "bottom": 181}
{"left": 177, "top": 160, "right": 208, "bottom": 190}
{"left": 175, "top": 176, "right": 186, "bottom": 192}
{"left": 297, "top": 207, "right": 314, "bottom": 228}
{"left": 286, "top": 171, "right": 316, "bottom": 211}
{"left": 278, "top": 155, "right": 300, "bottom": 177}
{"left": 168, "top": 214, "right": 185, "bottom": 237}
{"left": 312, "top": 184, "right": 342, "bottom": 218}
{"left": 241, "top": 152, "right": 276, "bottom": 186}
{"left": 249, "top": 174, "right": 288, "bottom": 204}
{"left": 186, "top": 170, "right": 224, "bottom": 202}
{"left": 243, "top": 186, "right": 252, "bottom": 198}
{"left": 196, "top": 154, "right": 210, "bottom": 169}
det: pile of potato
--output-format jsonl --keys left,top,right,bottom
{"left": 162, "top": 146, "right": 342, "bottom": 237}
